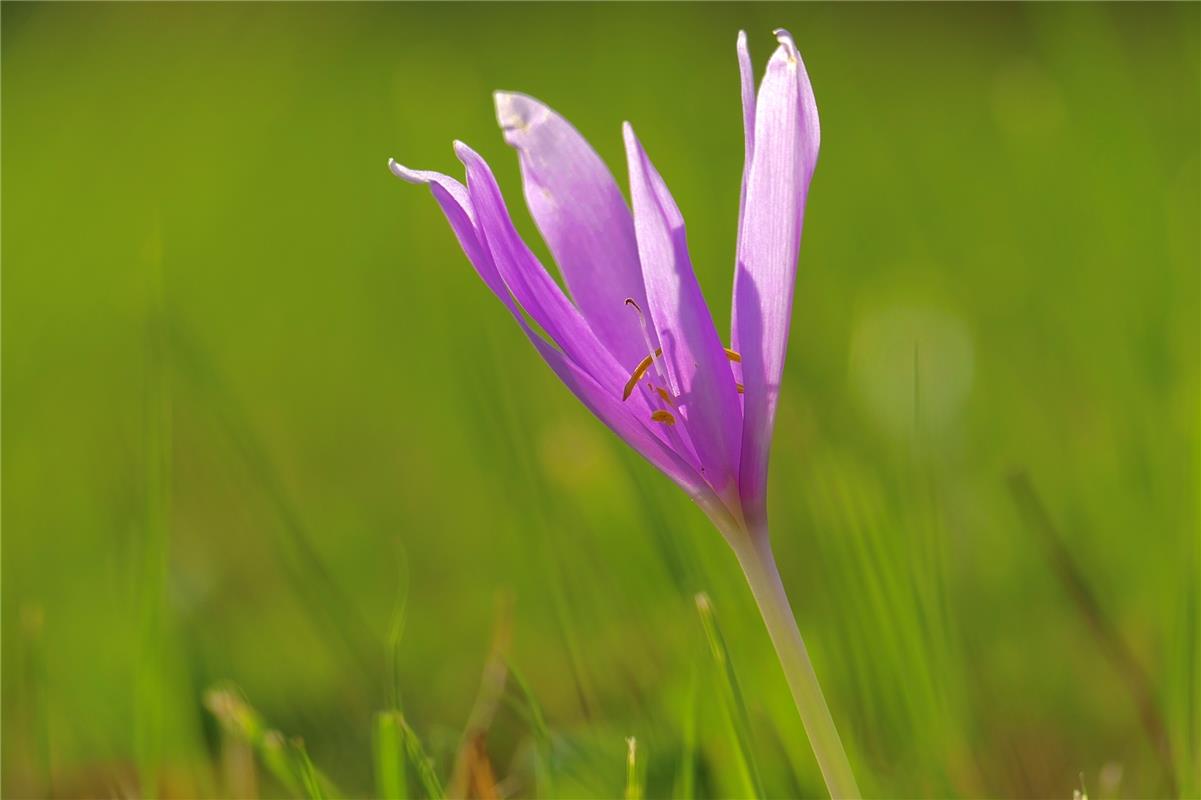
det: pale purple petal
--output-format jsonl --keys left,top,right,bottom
{"left": 623, "top": 123, "right": 743, "bottom": 498}
{"left": 732, "top": 29, "right": 820, "bottom": 522}
{"left": 736, "top": 30, "right": 756, "bottom": 234}
{"left": 495, "top": 92, "right": 653, "bottom": 370}
{"left": 528, "top": 333, "right": 711, "bottom": 501}
{"left": 453, "top": 141, "right": 633, "bottom": 398}
{"left": 731, "top": 30, "right": 756, "bottom": 400}
{"left": 389, "top": 159, "right": 473, "bottom": 221}
{"left": 388, "top": 161, "right": 503, "bottom": 297}
{"left": 389, "top": 157, "right": 705, "bottom": 493}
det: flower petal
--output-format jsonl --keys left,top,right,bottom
{"left": 389, "top": 159, "right": 473, "bottom": 222}
{"left": 494, "top": 92, "right": 653, "bottom": 371}
{"left": 731, "top": 29, "right": 820, "bottom": 522}
{"left": 388, "top": 158, "right": 706, "bottom": 495}
{"left": 453, "top": 141, "right": 630, "bottom": 395}
{"left": 388, "top": 160, "right": 504, "bottom": 296}
{"left": 623, "top": 123, "right": 743, "bottom": 498}
{"left": 528, "top": 333, "right": 711, "bottom": 501}
{"left": 736, "top": 30, "right": 756, "bottom": 234}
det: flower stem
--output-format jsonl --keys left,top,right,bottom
{"left": 731, "top": 529, "right": 861, "bottom": 800}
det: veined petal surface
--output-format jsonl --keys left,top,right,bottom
{"left": 388, "top": 157, "right": 705, "bottom": 496}
{"left": 623, "top": 123, "right": 743, "bottom": 498}
{"left": 735, "top": 30, "right": 756, "bottom": 235}
{"left": 495, "top": 92, "right": 653, "bottom": 370}
{"left": 731, "top": 29, "right": 820, "bottom": 521}
{"left": 454, "top": 141, "right": 632, "bottom": 398}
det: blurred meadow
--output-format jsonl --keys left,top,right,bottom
{"left": 3, "top": 3, "right": 1199, "bottom": 798}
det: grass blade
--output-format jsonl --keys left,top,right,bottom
{"left": 135, "top": 241, "right": 171, "bottom": 797}
{"left": 506, "top": 662, "right": 555, "bottom": 799}
{"left": 205, "top": 686, "right": 341, "bottom": 799}
{"left": 398, "top": 715, "right": 444, "bottom": 800}
{"left": 170, "top": 324, "right": 381, "bottom": 685}
{"left": 1008, "top": 471, "right": 1178, "bottom": 795}
{"left": 673, "top": 669, "right": 697, "bottom": 800}
{"left": 290, "top": 738, "right": 326, "bottom": 800}
{"left": 624, "top": 736, "right": 642, "bottom": 800}
{"left": 374, "top": 711, "right": 408, "bottom": 800}
{"left": 695, "top": 592, "right": 764, "bottom": 800}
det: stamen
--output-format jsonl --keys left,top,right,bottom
{"left": 724, "top": 348, "right": 742, "bottom": 363}
{"left": 655, "top": 386, "right": 678, "bottom": 406}
{"left": 622, "top": 355, "right": 654, "bottom": 401}
{"left": 621, "top": 347, "right": 665, "bottom": 401}
{"left": 650, "top": 410, "right": 676, "bottom": 425}
{"left": 624, "top": 297, "right": 673, "bottom": 399}
{"left": 736, "top": 383, "right": 744, "bottom": 394}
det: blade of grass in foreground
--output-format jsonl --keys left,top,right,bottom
{"left": 448, "top": 598, "right": 510, "bottom": 800}
{"left": 135, "top": 237, "right": 171, "bottom": 797}
{"left": 695, "top": 592, "right": 764, "bottom": 800}
{"left": 1009, "top": 471, "right": 1178, "bottom": 795}
{"left": 506, "top": 662, "right": 556, "bottom": 798}
{"left": 204, "top": 686, "right": 341, "bottom": 799}
{"left": 374, "top": 711, "right": 408, "bottom": 800}
{"left": 674, "top": 669, "right": 698, "bottom": 800}
{"left": 398, "top": 714, "right": 445, "bottom": 800}
{"left": 624, "top": 736, "right": 643, "bottom": 800}
{"left": 291, "top": 738, "right": 326, "bottom": 800}
{"left": 376, "top": 544, "right": 412, "bottom": 799}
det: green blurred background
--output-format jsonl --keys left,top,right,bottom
{"left": 3, "top": 3, "right": 1198, "bottom": 798}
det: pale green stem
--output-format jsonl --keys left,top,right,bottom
{"left": 730, "top": 526, "right": 861, "bottom": 800}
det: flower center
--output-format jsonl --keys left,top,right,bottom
{"left": 621, "top": 299, "right": 744, "bottom": 426}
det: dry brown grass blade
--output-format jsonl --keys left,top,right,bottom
{"left": 448, "top": 593, "right": 513, "bottom": 799}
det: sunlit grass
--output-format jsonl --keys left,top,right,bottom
{"left": 2, "top": 2, "right": 1197, "bottom": 799}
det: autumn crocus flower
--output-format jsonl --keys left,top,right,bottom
{"left": 390, "top": 29, "right": 859, "bottom": 799}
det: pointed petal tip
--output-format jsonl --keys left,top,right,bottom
{"left": 493, "top": 90, "right": 521, "bottom": 129}
{"left": 494, "top": 91, "right": 552, "bottom": 142}
{"left": 737, "top": 29, "right": 748, "bottom": 47}
{"left": 772, "top": 28, "right": 799, "bottom": 61}
{"left": 452, "top": 139, "right": 476, "bottom": 162}
{"left": 621, "top": 120, "right": 637, "bottom": 144}
{"left": 493, "top": 90, "right": 528, "bottom": 126}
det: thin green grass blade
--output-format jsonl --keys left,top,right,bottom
{"left": 169, "top": 325, "right": 380, "bottom": 684}
{"left": 398, "top": 715, "right": 444, "bottom": 800}
{"left": 206, "top": 689, "right": 296, "bottom": 795}
{"left": 695, "top": 592, "right": 764, "bottom": 800}
{"left": 624, "top": 736, "right": 642, "bottom": 800}
{"left": 134, "top": 247, "right": 171, "bottom": 798}
{"left": 260, "top": 731, "right": 305, "bottom": 797}
{"left": 673, "top": 669, "right": 698, "bottom": 800}
{"left": 205, "top": 686, "right": 341, "bottom": 799}
{"left": 377, "top": 545, "right": 412, "bottom": 799}
{"left": 290, "top": 738, "right": 326, "bottom": 800}
{"left": 386, "top": 546, "right": 411, "bottom": 711}
{"left": 506, "top": 661, "right": 555, "bottom": 798}
{"left": 374, "top": 711, "right": 408, "bottom": 800}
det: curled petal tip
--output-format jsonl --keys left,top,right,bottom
{"left": 773, "top": 28, "right": 799, "bottom": 61}
{"left": 389, "top": 158, "right": 425, "bottom": 184}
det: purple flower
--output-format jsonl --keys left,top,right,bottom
{"left": 390, "top": 32, "right": 859, "bottom": 797}
{"left": 389, "top": 29, "right": 819, "bottom": 541}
